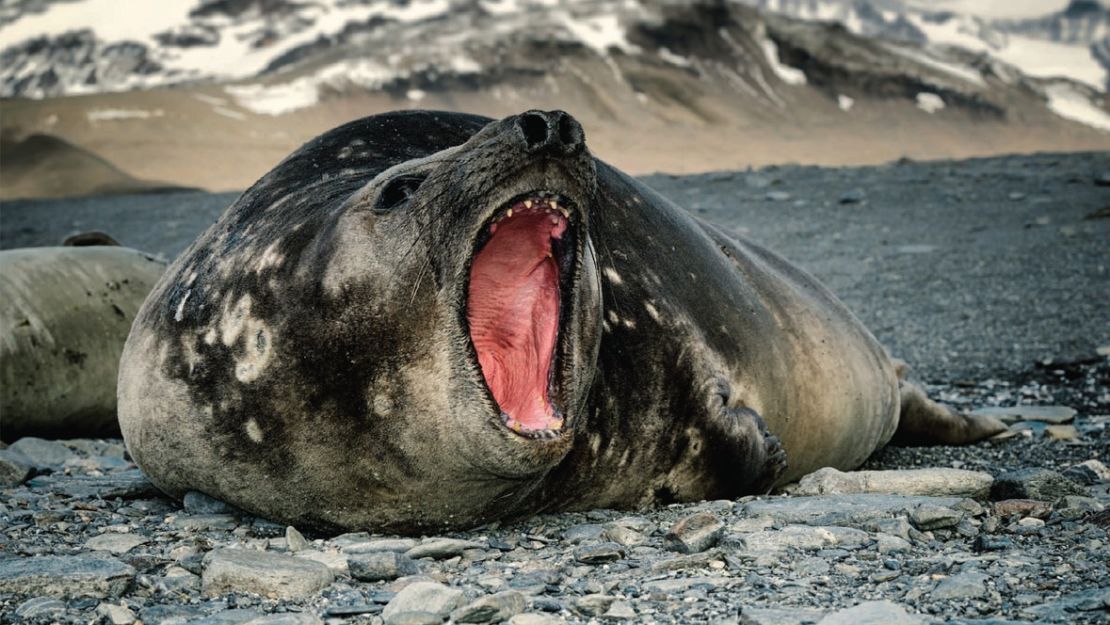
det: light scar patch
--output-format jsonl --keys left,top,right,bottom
{"left": 220, "top": 294, "right": 253, "bottom": 346}
{"left": 245, "top": 418, "right": 264, "bottom": 443}
{"left": 174, "top": 290, "right": 191, "bottom": 322}
{"left": 234, "top": 320, "right": 273, "bottom": 383}
{"left": 254, "top": 241, "right": 285, "bottom": 273}
{"left": 643, "top": 301, "right": 661, "bottom": 322}
{"left": 603, "top": 267, "right": 623, "bottom": 285}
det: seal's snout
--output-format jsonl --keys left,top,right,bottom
{"left": 516, "top": 110, "right": 585, "bottom": 156}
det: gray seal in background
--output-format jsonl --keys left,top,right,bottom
{"left": 118, "top": 110, "right": 1003, "bottom": 533}
{"left": 2, "top": 244, "right": 165, "bottom": 441}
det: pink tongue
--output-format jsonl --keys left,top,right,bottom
{"left": 467, "top": 211, "right": 562, "bottom": 430}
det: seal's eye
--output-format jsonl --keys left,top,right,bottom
{"left": 377, "top": 175, "right": 427, "bottom": 210}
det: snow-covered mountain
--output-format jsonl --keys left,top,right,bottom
{"left": 0, "top": 0, "right": 1106, "bottom": 98}
{"left": 2, "top": 0, "right": 1109, "bottom": 198}
{"left": 737, "top": 0, "right": 1110, "bottom": 90}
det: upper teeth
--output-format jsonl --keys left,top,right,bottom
{"left": 490, "top": 195, "right": 571, "bottom": 226}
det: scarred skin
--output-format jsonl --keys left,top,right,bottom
{"left": 118, "top": 110, "right": 998, "bottom": 534}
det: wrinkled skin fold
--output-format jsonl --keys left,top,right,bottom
{"left": 119, "top": 110, "right": 979, "bottom": 534}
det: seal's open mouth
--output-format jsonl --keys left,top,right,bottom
{"left": 467, "top": 193, "right": 574, "bottom": 439}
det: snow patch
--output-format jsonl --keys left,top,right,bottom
{"left": 758, "top": 35, "right": 806, "bottom": 86}
{"left": 902, "top": 0, "right": 1072, "bottom": 20}
{"left": 909, "top": 14, "right": 1107, "bottom": 91}
{"left": 0, "top": 0, "right": 195, "bottom": 45}
{"left": 658, "top": 47, "right": 692, "bottom": 68}
{"left": 916, "top": 92, "right": 946, "bottom": 113}
{"left": 225, "top": 80, "right": 322, "bottom": 117}
{"left": 86, "top": 108, "right": 164, "bottom": 122}
{"left": 1044, "top": 83, "right": 1110, "bottom": 131}
{"left": 883, "top": 43, "right": 986, "bottom": 87}
{"left": 557, "top": 12, "right": 639, "bottom": 55}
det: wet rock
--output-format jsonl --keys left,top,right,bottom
{"left": 991, "top": 468, "right": 1087, "bottom": 501}
{"left": 1044, "top": 424, "right": 1079, "bottom": 441}
{"left": 285, "top": 526, "right": 309, "bottom": 552}
{"left": 1054, "top": 495, "right": 1105, "bottom": 520}
{"left": 247, "top": 614, "right": 322, "bottom": 625}
{"left": 201, "top": 549, "right": 334, "bottom": 599}
{"left": 508, "top": 614, "right": 564, "bottom": 625}
{"left": 1024, "top": 586, "right": 1110, "bottom": 620}
{"left": 794, "top": 467, "right": 993, "bottom": 499}
{"left": 817, "top": 600, "right": 925, "bottom": 624}
{"left": 603, "top": 600, "right": 636, "bottom": 620}
{"left": 742, "top": 606, "right": 827, "bottom": 624}
{"left": 572, "top": 594, "right": 617, "bottom": 617}
{"left": 974, "top": 535, "right": 1014, "bottom": 552}
{"left": 603, "top": 524, "right": 646, "bottom": 546}
{"left": 642, "top": 576, "right": 723, "bottom": 595}
{"left": 992, "top": 499, "right": 1052, "bottom": 519}
{"left": 97, "top": 602, "right": 137, "bottom": 625}
{"left": 563, "top": 523, "right": 606, "bottom": 543}
{"left": 86, "top": 533, "right": 149, "bottom": 554}
{"left": 172, "top": 513, "right": 239, "bottom": 531}
{"left": 451, "top": 590, "right": 526, "bottom": 623}
{"left": 25, "top": 469, "right": 158, "bottom": 499}
{"left": 382, "top": 613, "right": 442, "bottom": 625}
{"left": 909, "top": 503, "right": 962, "bottom": 530}
{"left": 574, "top": 542, "right": 625, "bottom": 564}
{"left": 7, "top": 437, "right": 73, "bottom": 469}
{"left": 664, "top": 511, "right": 724, "bottom": 553}
{"left": 0, "top": 554, "right": 134, "bottom": 598}
{"left": 340, "top": 538, "right": 417, "bottom": 554}
{"left": 1064, "top": 460, "right": 1110, "bottom": 485}
{"left": 14, "top": 597, "right": 67, "bottom": 619}
{"left": 1011, "top": 517, "right": 1045, "bottom": 534}
{"left": 0, "top": 449, "right": 32, "bottom": 485}
{"left": 381, "top": 581, "right": 465, "bottom": 624}
{"left": 970, "top": 405, "right": 1075, "bottom": 424}
{"left": 876, "top": 533, "right": 913, "bottom": 554}
{"left": 931, "top": 571, "right": 990, "bottom": 600}
{"left": 348, "top": 551, "right": 419, "bottom": 582}
{"left": 740, "top": 494, "right": 964, "bottom": 527}
{"left": 739, "top": 526, "right": 839, "bottom": 553}
{"left": 404, "top": 538, "right": 484, "bottom": 560}
{"left": 183, "top": 490, "right": 238, "bottom": 515}
{"left": 295, "top": 549, "right": 349, "bottom": 576}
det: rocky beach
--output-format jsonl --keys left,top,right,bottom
{"left": 2, "top": 151, "right": 1109, "bottom": 624}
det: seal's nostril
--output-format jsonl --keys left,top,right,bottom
{"left": 519, "top": 113, "right": 549, "bottom": 150}
{"left": 556, "top": 113, "right": 583, "bottom": 153}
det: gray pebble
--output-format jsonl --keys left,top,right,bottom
{"left": 348, "top": 551, "right": 419, "bottom": 582}
{"left": 664, "top": 511, "right": 724, "bottom": 554}
{"left": 201, "top": 549, "right": 334, "bottom": 599}
{"left": 0, "top": 553, "right": 134, "bottom": 599}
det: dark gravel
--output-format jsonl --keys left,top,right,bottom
{"left": 4, "top": 151, "right": 1108, "bottom": 381}
{"left": 2, "top": 151, "right": 1109, "bottom": 625}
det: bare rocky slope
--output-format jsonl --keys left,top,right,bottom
{"left": 2, "top": 0, "right": 1109, "bottom": 198}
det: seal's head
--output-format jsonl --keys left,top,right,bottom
{"left": 320, "top": 110, "right": 605, "bottom": 527}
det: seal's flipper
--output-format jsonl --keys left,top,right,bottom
{"left": 703, "top": 379, "right": 787, "bottom": 494}
{"left": 890, "top": 381, "right": 1007, "bottom": 446}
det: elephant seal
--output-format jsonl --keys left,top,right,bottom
{"left": 1, "top": 241, "right": 165, "bottom": 442}
{"left": 118, "top": 110, "right": 1004, "bottom": 533}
